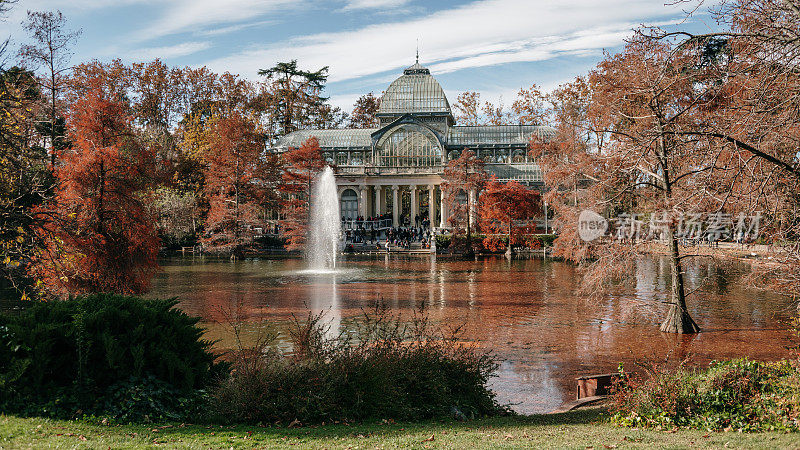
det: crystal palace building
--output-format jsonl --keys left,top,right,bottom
{"left": 273, "top": 61, "right": 554, "bottom": 230}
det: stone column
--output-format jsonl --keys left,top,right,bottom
{"left": 410, "top": 185, "right": 418, "bottom": 227}
{"left": 427, "top": 184, "right": 435, "bottom": 230}
{"left": 392, "top": 185, "right": 399, "bottom": 227}
{"left": 359, "top": 185, "right": 367, "bottom": 218}
{"left": 440, "top": 187, "right": 447, "bottom": 228}
{"left": 374, "top": 186, "right": 383, "bottom": 216}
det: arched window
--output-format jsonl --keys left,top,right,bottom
{"left": 341, "top": 189, "right": 358, "bottom": 220}
{"left": 448, "top": 150, "right": 460, "bottom": 161}
{"left": 350, "top": 152, "right": 364, "bottom": 166}
{"left": 376, "top": 124, "right": 443, "bottom": 167}
{"left": 512, "top": 149, "right": 526, "bottom": 163}
{"left": 496, "top": 149, "right": 509, "bottom": 163}
{"left": 336, "top": 152, "right": 349, "bottom": 166}
{"left": 322, "top": 152, "right": 334, "bottom": 164}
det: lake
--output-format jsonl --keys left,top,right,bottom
{"left": 149, "top": 254, "right": 795, "bottom": 414}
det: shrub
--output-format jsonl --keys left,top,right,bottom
{"left": 611, "top": 358, "right": 800, "bottom": 432}
{"left": 211, "top": 305, "right": 505, "bottom": 424}
{"left": 0, "top": 294, "right": 224, "bottom": 420}
{"left": 436, "top": 233, "right": 556, "bottom": 253}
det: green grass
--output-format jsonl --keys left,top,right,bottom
{"left": 1, "top": 409, "right": 797, "bottom": 449}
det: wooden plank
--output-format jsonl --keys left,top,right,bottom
{"left": 549, "top": 395, "right": 606, "bottom": 414}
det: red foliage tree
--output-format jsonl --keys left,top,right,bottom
{"left": 32, "top": 81, "right": 159, "bottom": 295}
{"left": 202, "top": 113, "right": 280, "bottom": 256}
{"left": 279, "top": 137, "right": 326, "bottom": 251}
{"left": 479, "top": 177, "right": 541, "bottom": 255}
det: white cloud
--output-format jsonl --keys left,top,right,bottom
{"left": 196, "top": 20, "right": 276, "bottom": 37}
{"left": 342, "top": 0, "right": 411, "bottom": 11}
{"left": 202, "top": 0, "right": 689, "bottom": 82}
{"left": 128, "top": 41, "right": 211, "bottom": 60}
{"left": 134, "top": 0, "right": 297, "bottom": 41}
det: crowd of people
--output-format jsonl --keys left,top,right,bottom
{"left": 341, "top": 212, "right": 434, "bottom": 250}
{"left": 386, "top": 226, "right": 432, "bottom": 249}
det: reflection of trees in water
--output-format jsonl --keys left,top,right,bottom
{"left": 149, "top": 255, "right": 795, "bottom": 413}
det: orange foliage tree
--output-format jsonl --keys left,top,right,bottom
{"left": 441, "top": 149, "right": 486, "bottom": 256}
{"left": 279, "top": 137, "right": 326, "bottom": 251}
{"left": 32, "top": 79, "right": 159, "bottom": 295}
{"left": 479, "top": 177, "right": 541, "bottom": 254}
{"left": 202, "top": 113, "right": 280, "bottom": 256}
{"left": 348, "top": 92, "right": 380, "bottom": 128}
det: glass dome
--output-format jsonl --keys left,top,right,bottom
{"left": 378, "top": 63, "right": 451, "bottom": 115}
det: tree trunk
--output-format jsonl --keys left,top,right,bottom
{"left": 654, "top": 117, "right": 700, "bottom": 334}
{"left": 659, "top": 223, "right": 700, "bottom": 334}
{"left": 505, "top": 222, "right": 513, "bottom": 259}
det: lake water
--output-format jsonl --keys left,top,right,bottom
{"left": 149, "top": 255, "right": 796, "bottom": 414}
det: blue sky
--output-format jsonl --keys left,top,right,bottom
{"left": 0, "top": 0, "right": 720, "bottom": 110}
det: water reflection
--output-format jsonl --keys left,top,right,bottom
{"left": 149, "top": 255, "right": 795, "bottom": 414}
{"left": 308, "top": 273, "right": 341, "bottom": 340}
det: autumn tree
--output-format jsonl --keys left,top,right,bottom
{"left": 453, "top": 91, "right": 481, "bottom": 126}
{"left": 559, "top": 35, "right": 746, "bottom": 334}
{"left": 481, "top": 99, "right": 512, "bottom": 125}
{"left": 19, "top": 10, "right": 80, "bottom": 166}
{"left": 32, "top": 77, "right": 159, "bottom": 295}
{"left": 348, "top": 92, "right": 380, "bottom": 128}
{"left": 202, "top": 113, "right": 279, "bottom": 256}
{"left": 639, "top": 0, "right": 800, "bottom": 297}
{"left": 530, "top": 77, "right": 600, "bottom": 263}
{"left": 479, "top": 177, "right": 541, "bottom": 257}
{"left": 441, "top": 149, "right": 486, "bottom": 256}
{"left": 279, "top": 137, "right": 326, "bottom": 251}
{"left": 512, "top": 84, "right": 547, "bottom": 125}
{"left": 308, "top": 102, "right": 348, "bottom": 130}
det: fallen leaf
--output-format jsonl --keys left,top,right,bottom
{"left": 423, "top": 434, "right": 435, "bottom": 442}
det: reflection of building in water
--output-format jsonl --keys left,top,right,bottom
{"left": 273, "top": 61, "right": 555, "bottom": 229}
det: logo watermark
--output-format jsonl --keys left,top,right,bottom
{"left": 578, "top": 210, "right": 608, "bottom": 242}
{"left": 578, "top": 210, "right": 761, "bottom": 243}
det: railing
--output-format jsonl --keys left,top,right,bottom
{"left": 341, "top": 218, "right": 393, "bottom": 230}
{"left": 335, "top": 163, "right": 542, "bottom": 182}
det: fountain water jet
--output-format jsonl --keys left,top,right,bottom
{"left": 306, "top": 166, "right": 340, "bottom": 271}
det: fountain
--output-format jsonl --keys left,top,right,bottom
{"left": 306, "top": 166, "right": 340, "bottom": 271}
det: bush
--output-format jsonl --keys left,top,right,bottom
{"left": 211, "top": 305, "right": 505, "bottom": 424}
{"left": 436, "top": 233, "right": 557, "bottom": 253}
{"left": 255, "top": 234, "right": 286, "bottom": 249}
{"left": 0, "top": 294, "right": 224, "bottom": 420}
{"left": 611, "top": 358, "right": 800, "bottom": 432}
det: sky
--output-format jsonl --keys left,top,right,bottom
{"left": 0, "top": 0, "right": 721, "bottom": 111}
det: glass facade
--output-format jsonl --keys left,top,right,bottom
{"left": 271, "top": 62, "right": 554, "bottom": 185}
{"left": 376, "top": 124, "right": 443, "bottom": 168}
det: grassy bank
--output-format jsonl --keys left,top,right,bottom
{"left": 2, "top": 409, "right": 799, "bottom": 449}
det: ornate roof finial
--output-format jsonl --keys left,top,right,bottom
{"left": 416, "top": 39, "right": 419, "bottom": 64}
